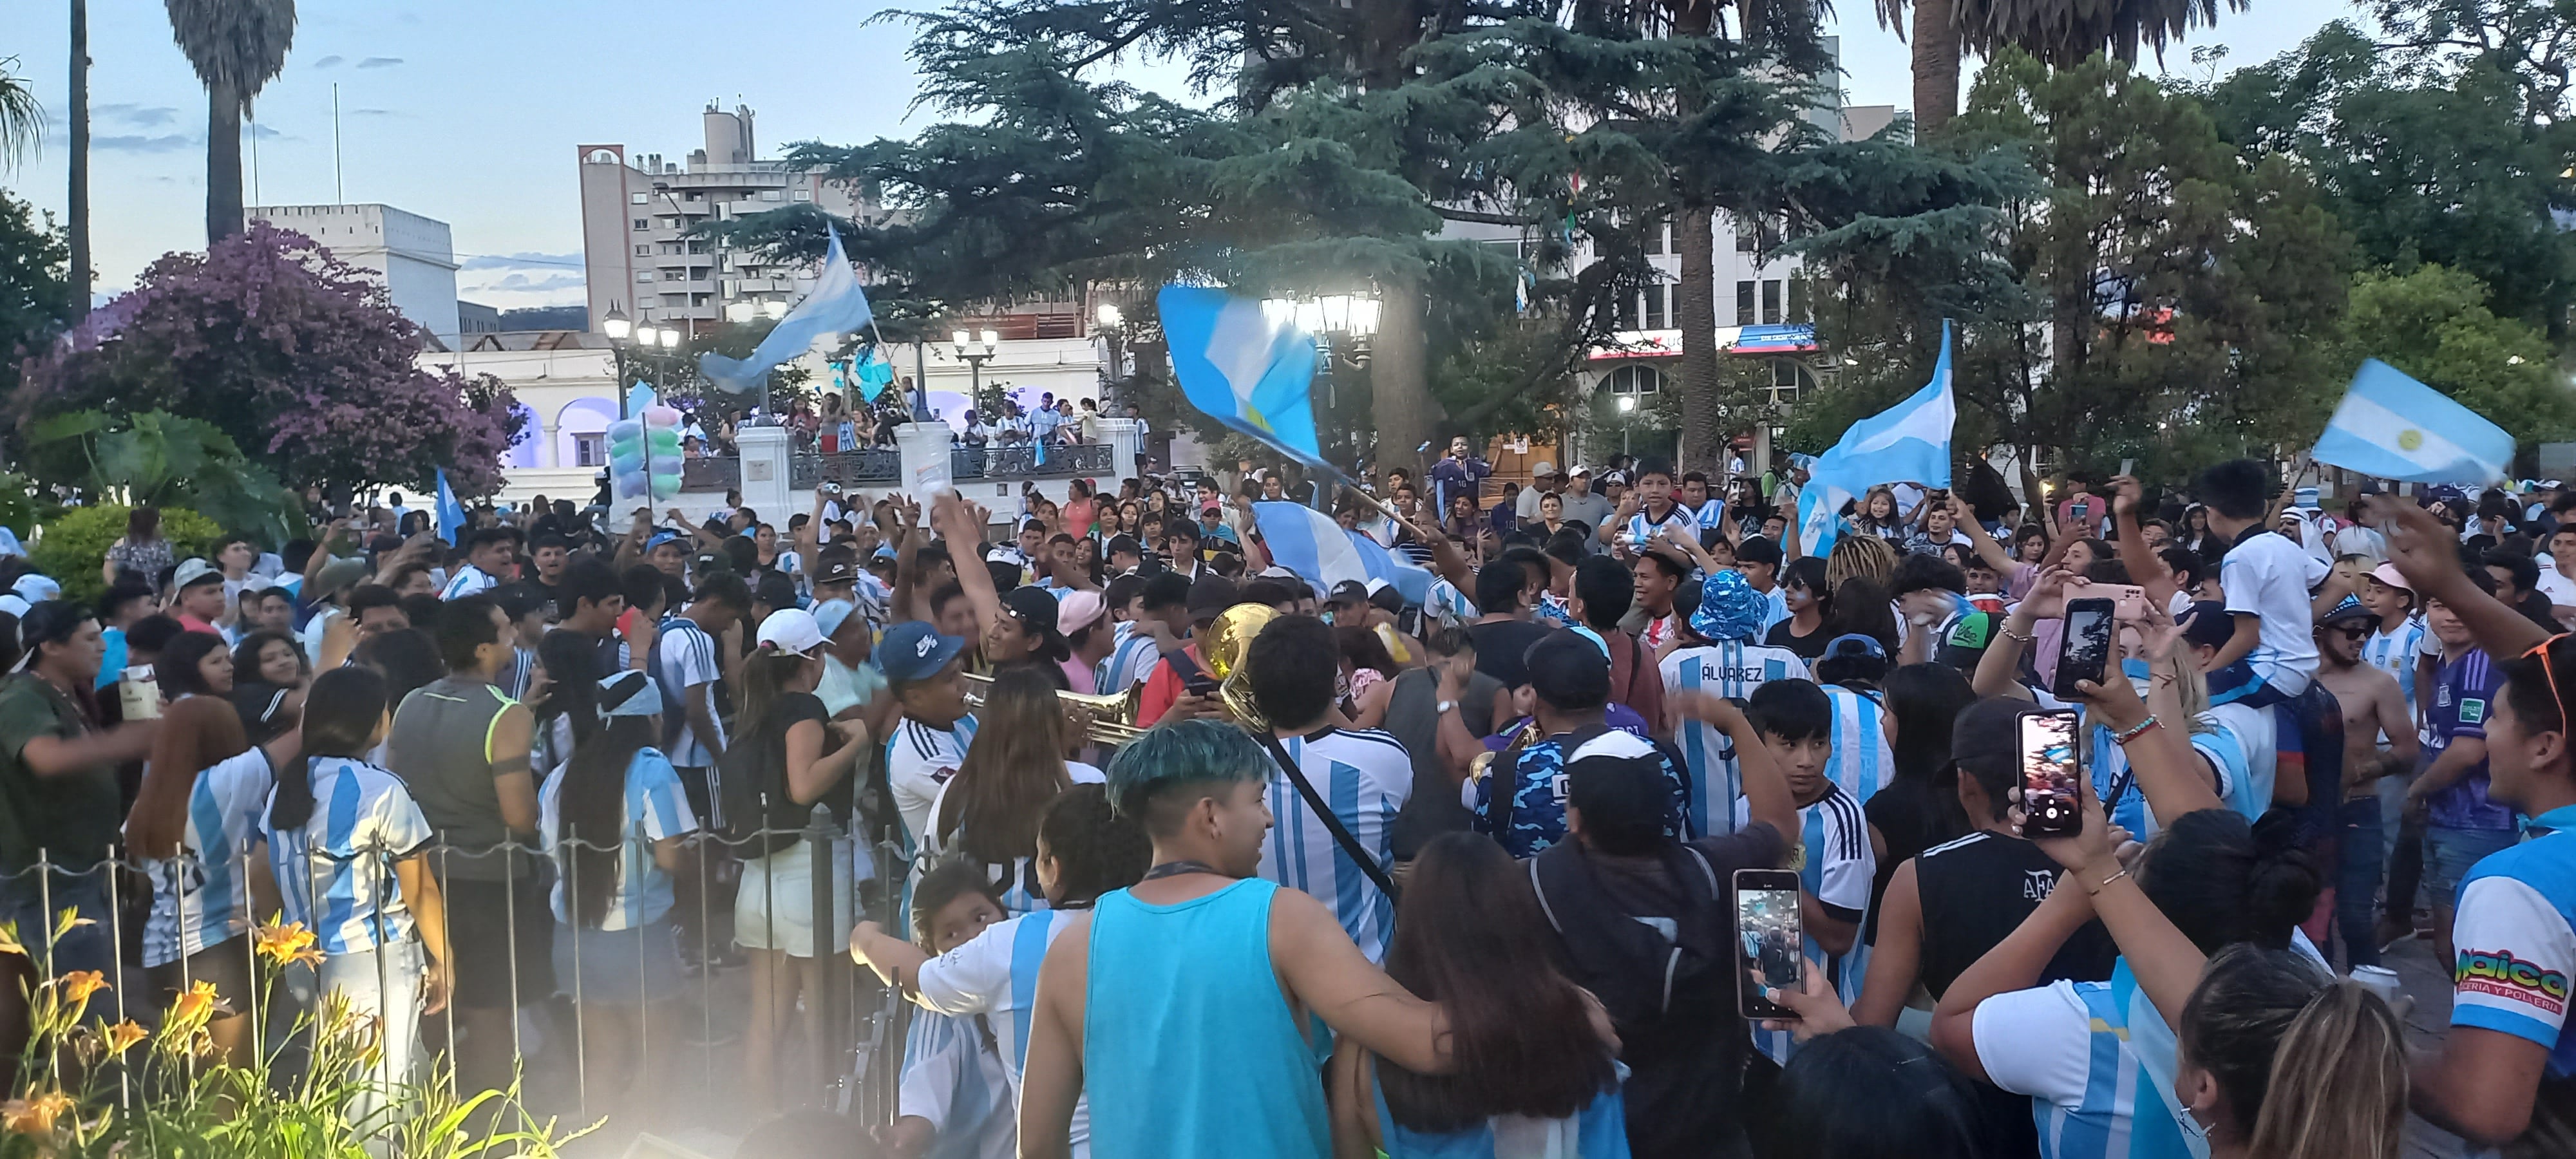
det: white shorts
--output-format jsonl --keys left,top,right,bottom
{"left": 733, "top": 838, "right": 854, "bottom": 959}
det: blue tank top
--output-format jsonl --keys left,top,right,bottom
{"left": 1374, "top": 1067, "right": 1632, "bottom": 1159}
{"left": 1084, "top": 878, "right": 1328, "bottom": 1158}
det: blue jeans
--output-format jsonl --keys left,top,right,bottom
{"left": 0, "top": 868, "right": 115, "bottom": 980}
{"left": 2336, "top": 798, "right": 2385, "bottom": 968}
{"left": 287, "top": 938, "right": 426, "bottom": 1133}
{"left": 2425, "top": 825, "right": 2519, "bottom": 910}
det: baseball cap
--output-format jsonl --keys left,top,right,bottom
{"left": 755, "top": 608, "right": 828, "bottom": 658}
{"left": 812, "top": 598, "right": 859, "bottom": 639}
{"left": 1600, "top": 469, "right": 1630, "bottom": 487}
{"left": 2321, "top": 595, "right": 2376, "bottom": 626}
{"left": 1058, "top": 590, "right": 1108, "bottom": 636}
{"left": 1531, "top": 460, "right": 1557, "bottom": 478}
{"left": 999, "top": 586, "right": 1062, "bottom": 638}
{"left": 172, "top": 558, "right": 221, "bottom": 591}
{"left": 2368, "top": 562, "right": 2412, "bottom": 593}
{"left": 2179, "top": 600, "right": 2236, "bottom": 650}
{"left": 1186, "top": 575, "right": 1240, "bottom": 619}
{"left": 598, "top": 671, "right": 661, "bottom": 717}
{"left": 878, "top": 621, "right": 967, "bottom": 684}
{"left": 308, "top": 558, "right": 370, "bottom": 601}
{"left": 1565, "top": 752, "right": 1674, "bottom": 853}
{"left": 1526, "top": 630, "right": 1611, "bottom": 709}
{"left": 1822, "top": 633, "right": 1886, "bottom": 661}
{"left": 12, "top": 574, "right": 59, "bottom": 604}
{"left": 1568, "top": 464, "right": 1593, "bottom": 478}
{"left": 816, "top": 555, "right": 860, "bottom": 586}
{"left": 645, "top": 530, "right": 686, "bottom": 552}
{"left": 1328, "top": 580, "right": 1370, "bottom": 608}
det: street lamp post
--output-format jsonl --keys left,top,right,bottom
{"left": 951, "top": 328, "right": 999, "bottom": 406}
{"left": 603, "top": 306, "right": 634, "bottom": 419}
{"left": 1260, "top": 292, "right": 1381, "bottom": 462}
{"left": 1617, "top": 393, "right": 1637, "bottom": 457}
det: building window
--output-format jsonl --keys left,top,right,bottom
{"left": 684, "top": 191, "right": 703, "bottom": 202}
{"left": 1768, "top": 359, "right": 1814, "bottom": 404}
{"left": 632, "top": 218, "right": 649, "bottom": 231}
{"left": 1736, "top": 281, "right": 1756, "bottom": 326}
{"left": 635, "top": 271, "right": 654, "bottom": 283}
{"left": 573, "top": 433, "right": 607, "bottom": 468}
{"left": 1736, "top": 227, "right": 1755, "bottom": 253}
{"left": 1642, "top": 284, "right": 1669, "bottom": 330}
{"left": 630, "top": 192, "right": 649, "bottom": 205}
{"left": 1788, "top": 279, "right": 1808, "bottom": 323}
{"left": 1761, "top": 279, "right": 1783, "bottom": 325}
{"left": 1604, "top": 364, "right": 1663, "bottom": 395}
{"left": 1614, "top": 288, "right": 1638, "bottom": 331}
{"left": 792, "top": 189, "right": 813, "bottom": 202}
{"left": 634, "top": 244, "right": 651, "bottom": 256}
{"left": 1643, "top": 219, "right": 1667, "bottom": 256}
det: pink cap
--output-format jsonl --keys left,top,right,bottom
{"left": 1057, "top": 590, "right": 1108, "bottom": 635}
{"left": 2369, "top": 562, "right": 2412, "bottom": 593}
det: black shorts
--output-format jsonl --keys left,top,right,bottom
{"left": 440, "top": 876, "right": 555, "bottom": 1010}
{"left": 146, "top": 936, "right": 258, "bottom": 1021}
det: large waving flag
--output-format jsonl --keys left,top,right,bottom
{"left": 1252, "top": 501, "right": 1434, "bottom": 600}
{"left": 1797, "top": 321, "right": 1956, "bottom": 557}
{"left": 2311, "top": 359, "right": 2513, "bottom": 484}
{"left": 699, "top": 224, "right": 875, "bottom": 396}
{"left": 434, "top": 468, "right": 467, "bottom": 545}
{"left": 1157, "top": 285, "right": 1330, "bottom": 473}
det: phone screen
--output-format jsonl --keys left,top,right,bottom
{"left": 2053, "top": 598, "right": 2115, "bottom": 698}
{"left": 2019, "top": 709, "right": 2083, "bottom": 838}
{"left": 1735, "top": 872, "right": 1805, "bottom": 1019}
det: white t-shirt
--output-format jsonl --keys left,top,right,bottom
{"left": 887, "top": 716, "right": 980, "bottom": 850}
{"left": 2219, "top": 532, "right": 2327, "bottom": 697}
{"left": 916, "top": 909, "right": 1094, "bottom": 1156}
{"left": 2539, "top": 562, "right": 2576, "bottom": 610}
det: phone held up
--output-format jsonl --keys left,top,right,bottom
{"left": 2018, "top": 708, "right": 2084, "bottom": 839}
{"left": 1735, "top": 867, "right": 1805, "bottom": 1020}
{"left": 2052, "top": 597, "right": 2116, "bottom": 701}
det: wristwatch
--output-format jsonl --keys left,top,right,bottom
{"left": 1435, "top": 700, "right": 1459, "bottom": 715}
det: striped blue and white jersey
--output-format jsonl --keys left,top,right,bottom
{"left": 2362, "top": 615, "right": 2426, "bottom": 722}
{"left": 1661, "top": 642, "right": 1810, "bottom": 836}
{"left": 1739, "top": 782, "right": 1873, "bottom": 1064}
{"left": 1097, "top": 632, "right": 1162, "bottom": 694}
{"left": 649, "top": 616, "right": 726, "bottom": 768}
{"left": 439, "top": 564, "right": 500, "bottom": 601}
{"left": 1426, "top": 580, "right": 1479, "bottom": 628}
{"left": 1262, "top": 728, "right": 1412, "bottom": 963}
{"left": 539, "top": 746, "right": 697, "bottom": 931}
{"left": 1823, "top": 685, "right": 1893, "bottom": 805}
{"left": 1759, "top": 585, "right": 1792, "bottom": 635}
{"left": 505, "top": 646, "right": 538, "bottom": 702}
{"left": 898, "top": 1008, "right": 1017, "bottom": 1159}
{"left": 1620, "top": 506, "right": 1696, "bottom": 548}
{"left": 1973, "top": 959, "right": 2204, "bottom": 1159}
{"left": 140, "top": 748, "right": 274, "bottom": 967}
{"left": 916, "top": 909, "right": 1094, "bottom": 1156}
{"left": 264, "top": 755, "right": 435, "bottom": 954}
{"left": 1690, "top": 498, "right": 1729, "bottom": 532}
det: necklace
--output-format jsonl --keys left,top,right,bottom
{"left": 1141, "top": 860, "right": 1229, "bottom": 881}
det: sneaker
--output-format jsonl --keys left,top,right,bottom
{"left": 2376, "top": 918, "right": 2417, "bottom": 954}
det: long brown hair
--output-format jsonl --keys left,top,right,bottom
{"left": 126, "top": 695, "right": 251, "bottom": 858}
{"left": 2181, "top": 945, "right": 2407, "bottom": 1159}
{"left": 1375, "top": 833, "right": 1618, "bottom": 1132}
{"left": 935, "top": 667, "right": 1071, "bottom": 865}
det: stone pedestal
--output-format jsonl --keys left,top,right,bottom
{"left": 1095, "top": 417, "right": 1145, "bottom": 482}
{"left": 736, "top": 426, "right": 794, "bottom": 520}
{"left": 895, "top": 422, "right": 959, "bottom": 497}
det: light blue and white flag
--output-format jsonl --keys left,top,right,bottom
{"left": 1157, "top": 285, "right": 1330, "bottom": 473}
{"left": 2311, "top": 359, "right": 2513, "bottom": 484}
{"left": 699, "top": 224, "right": 874, "bottom": 395}
{"left": 434, "top": 467, "right": 467, "bottom": 546}
{"left": 1797, "top": 321, "right": 1956, "bottom": 557}
{"left": 1252, "top": 501, "right": 1434, "bottom": 599}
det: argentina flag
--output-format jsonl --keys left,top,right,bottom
{"left": 699, "top": 224, "right": 875, "bottom": 395}
{"left": 1157, "top": 285, "right": 1331, "bottom": 473}
{"left": 2310, "top": 359, "right": 2513, "bottom": 484}
{"left": 1251, "top": 501, "right": 1433, "bottom": 599}
{"left": 1796, "top": 321, "right": 1957, "bottom": 556}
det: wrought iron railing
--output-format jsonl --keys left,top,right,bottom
{"left": 679, "top": 442, "right": 1110, "bottom": 491}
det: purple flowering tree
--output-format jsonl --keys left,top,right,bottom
{"left": 13, "top": 223, "right": 526, "bottom": 497}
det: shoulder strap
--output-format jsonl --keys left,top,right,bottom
{"left": 1256, "top": 732, "right": 1399, "bottom": 903}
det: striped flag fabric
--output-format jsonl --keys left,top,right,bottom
{"left": 2310, "top": 359, "right": 2513, "bottom": 484}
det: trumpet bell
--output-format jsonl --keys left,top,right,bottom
{"left": 961, "top": 670, "right": 1150, "bottom": 745}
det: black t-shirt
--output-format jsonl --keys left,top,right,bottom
{"left": 1914, "top": 830, "right": 2114, "bottom": 997}
{"left": 1468, "top": 618, "right": 1555, "bottom": 689}
{"left": 723, "top": 692, "right": 844, "bottom": 843}
{"left": 1765, "top": 618, "right": 1830, "bottom": 661}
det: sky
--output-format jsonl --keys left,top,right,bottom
{"left": 0, "top": 0, "right": 2362, "bottom": 311}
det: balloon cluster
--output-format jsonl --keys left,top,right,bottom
{"left": 609, "top": 386, "right": 685, "bottom": 502}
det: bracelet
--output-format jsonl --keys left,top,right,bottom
{"left": 1998, "top": 624, "right": 2034, "bottom": 644}
{"left": 2088, "top": 867, "right": 2132, "bottom": 896}
{"left": 2113, "top": 715, "right": 2163, "bottom": 745}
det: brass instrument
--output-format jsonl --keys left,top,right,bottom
{"left": 961, "top": 671, "right": 1151, "bottom": 745}
{"left": 1201, "top": 603, "right": 1280, "bottom": 731}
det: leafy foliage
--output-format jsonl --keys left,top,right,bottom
{"left": 13, "top": 224, "right": 526, "bottom": 498}
{"left": 30, "top": 505, "right": 222, "bottom": 607}
{"left": 0, "top": 190, "right": 73, "bottom": 403}
{"left": 22, "top": 410, "right": 304, "bottom": 547}
{"left": 2344, "top": 264, "right": 2575, "bottom": 443}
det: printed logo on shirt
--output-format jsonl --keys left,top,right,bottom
{"left": 2456, "top": 947, "right": 2571, "bottom": 1014}
{"left": 2022, "top": 869, "right": 2056, "bottom": 902}
{"left": 2459, "top": 697, "right": 2486, "bottom": 725}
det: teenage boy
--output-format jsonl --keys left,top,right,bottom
{"left": 1017, "top": 721, "right": 1450, "bottom": 1159}
{"left": 2195, "top": 458, "right": 2327, "bottom": 706}
{"left": 2406, "top": 578, "right": 2516, "bottom": 966}
{"left": 1736, "top": 536, "right": 1792, "bottom": 634}
{"left": 1241, "top": 616, "right": 1412, "bottom": 962}
{"left": 880, "top": 621, "right": 979, "bottom": 851}
{"left": 440, "top": 526, "right": 518, "bottom": 600}
{"left": 1663, "top": 570, "right": 1810, "bottom": 838}
{"left": 650, "top": 572, "right": 749, "bottom": 827}
{"left": 1739, "top": 678, "right": 1874, "bottom": 1064}
{"left": 1470, "top": 630, "right": 1684, "bottom": 860}
{"left": 2314, "top": 596, "right": 2420, "bottom": 968}
{"left": 1101, "top": 572, "right": 1186, "bottom": 693}
{"left": 1629, "top": 549, "right": 1690, "bottom": 654}
{"left": 169, "top": 559, "right": 229, "bottom": 637}
{"left": 1604, "top": 464, "right": 1695, "bottom": 552}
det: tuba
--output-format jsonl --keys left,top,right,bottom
{"left": 961, "top": 671, "right": 1151, "bottom": 746}
{"left": 1200, "top": 603, "right": 1279, "bottom": 731}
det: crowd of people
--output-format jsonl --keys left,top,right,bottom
{"left": 0, "top": 442, "right": 2571, "bottom": 1159}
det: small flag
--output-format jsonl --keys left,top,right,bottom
{"left": 434, "top": 468, "right": 467, "bottom": 546}
{"left": 699, "top": 223, "right": 875, "bottom": 395}
{"left": 1795, "top": 321, "right": 1957, "bottom": 557}
{"left": 2310, "top": 359, "right": 2513, "bottom": 484}
{"left": 1157, "top": 285, "right": 1331, "bottom": 474}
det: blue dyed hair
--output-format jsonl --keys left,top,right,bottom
{"left": 1106, "top": 719, "right": 1269, "bottom": 825}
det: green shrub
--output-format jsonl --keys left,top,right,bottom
{"left": 28, "top": 505, "right": 224, "bottom": 608}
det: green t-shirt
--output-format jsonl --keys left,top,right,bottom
{"left": 0, "top": 674, "right": 124, "bottom": 871}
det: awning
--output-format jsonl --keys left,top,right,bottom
{"left": 1585, "top": 323, "right": 1817, "bottom": 361}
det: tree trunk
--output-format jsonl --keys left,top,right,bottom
{"left": 1911, "top": 0, "right": 1962, "bottom": 137}
{"left": 1675, "top": 204, "right": 1723, "bottom": 474}
{"left": 67, "top": 0, "right": 90, "bottom": 316}
{"left": 1372, "top": 276, "right": 1439, "bottom": 480}
{"left": 205, "top": 77, "right": 243, "bottom": 245}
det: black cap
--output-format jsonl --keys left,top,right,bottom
{"left": 1525, "top": 630, "right": 1610, "bottom": 710}
{"left": 999, "top": 586, "right": 1061, "bottom": 637}
{"left": 1186, "top": 574, "right": 1240, "bottom": 618}
{"left": 1329, "top": 580, "right": 1370, "bottom": 608}
{"left": 2180, "top": 600, "right": 2235, "bottom": 650}
{"left": 815, "top": 556, "right": 858, "bottom": 586}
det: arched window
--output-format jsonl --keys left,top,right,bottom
{"left": 586, "top": 149, "right": 620, "bottom": 164}
{"left": 1766, "top": 358, "right": 1815, "bottom": 405}
{"left": 1604, "top": 364, "right": 1664, "bottom": 395}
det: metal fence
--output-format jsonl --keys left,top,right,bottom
{"left": 0, "top": 806, "right": 911, "bottom": 1141}
{"left": 678, "top": 441, "right": 1116, "bottom": 492}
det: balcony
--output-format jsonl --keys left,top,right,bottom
{"left": 676, "top": 441, "right": 1114, "bottom": 491}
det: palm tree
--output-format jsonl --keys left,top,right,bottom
{"left": 1879, "top": 0, "right": 2242, "bottom": 135}
{"left": 164, "top": 0, "right": 296, "bottom": 245}
{"left": 0, "top": 59, "right": 40, "bottom": 169}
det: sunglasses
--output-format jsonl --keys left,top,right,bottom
{"left": 2331, "top": 625, "right": 2373, "bottom": 641}
{"left": 2523, "top": 633, "right": 2575, "bottom": 732}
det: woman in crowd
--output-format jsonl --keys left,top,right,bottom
{"left": 124, "top": 632, "right": 261, "bottom": 1064}
{"left": 1328, "top": 832, "right": 1627, "bottom": 1158}
{"left": 1064, "top": 479, "right": 1100, "bottom": 541}
{"left": 104, "top": 506, "right": 175, "bottom": 595}
{"left": 229, "top": 628, "right": 310, "bottom": 743}
{"left": 726, "top": 608, "right": 870, "bottom": 1118}
{"left": 1444, "top": 493, "right": 1482, "bottom": 545}
{"left": 542, "top": 669, "right": 699, "bottom": 1129}
{"left": 262, "top": 666, "right": 452, "bottom": 1124}
{"left": 1337, "top": 624, "right": 1401, "bottom": 730}
{"left": 920, "top": 668, "right": 1104, "bottom": 914}
{"left": 2176, "top": 945, "right": 2408, "bottom": 1159}
{"left": 1766, "top": 1027, "right": 1992, "bottom": 1159}
{"left": 1537, "top": 492, "right": 1569, "bottom": 541}
{"left": 1861, "top": 663, "right": 1976, "bottom": 909}
{"left": 936, "top": 496, "right": 1074, "bottom": 690}
{"left": 1766, "top": 557, "right": 1835, "bottom": 661}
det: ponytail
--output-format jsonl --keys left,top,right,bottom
{"left": 2181, "top": 946, "right": 2406, "bottom": 1159}
{"left": 272, "top": 666, "right": 388, "bottom": 831}
{"left": 735, "top": 646, "right": 809, "bottom": 733}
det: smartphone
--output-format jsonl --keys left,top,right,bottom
{"left": 2053, "top": 597, "right": 2116, "bottom": 699}
{"left": 1734, "top": 868, "right": 1806, "bottom": 1020}
{"left": 2118, "top": 458, "right": 2135, "bottom": 478}
{"left": 1182, "top": 671, "right": 1221, "bottom": 697}
{"left": 2090, "top": 583, "right": 2150, "bottom": 623}
{"left": 2018, "top": 709, "right": 2084, "bottom": 838}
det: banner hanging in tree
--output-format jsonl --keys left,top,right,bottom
{"left": 2309, "top": 359, "right": 2513, "bottom": 484}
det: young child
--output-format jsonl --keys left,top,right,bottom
{"left": 887, "top": 863, "right": 1015, "bottom": 1159}
{"left": 1737, "top": 679, "right": 1874, "bottom": 1064}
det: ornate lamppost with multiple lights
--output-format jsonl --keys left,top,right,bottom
{"left": 600, "top": 305, "right": 686, "bottom": 420}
